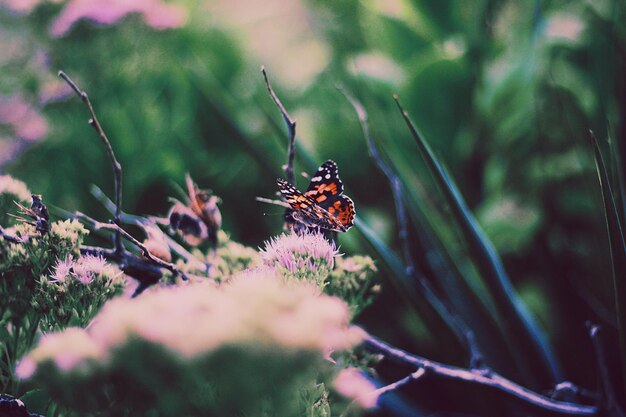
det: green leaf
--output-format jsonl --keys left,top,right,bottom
{"left": 589, "top": 130, "right": 626, "bottom": 391}
{"left": 393, "top": 96, "right": 562, "bottom": 386}
{"left": 355, "top": 218, "right": 465, "bottom": 357}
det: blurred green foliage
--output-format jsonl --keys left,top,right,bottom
{"left": 2, "top": 0, "right": 626, "bottom": 413}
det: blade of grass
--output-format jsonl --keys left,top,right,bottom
{"left": 589, "top": 130, "right": 626, "bottom": 394}
{"left": 393, "top": 95, "right": 562, "bottom": 386}
{"left": 340, "top": 88, "right": 517, "bottom": 371}
{"left": 606, "top": 125, "right": 626, "bottom": 227}
{"left": 355, "top": 218, "right": 466, "bottom": 358}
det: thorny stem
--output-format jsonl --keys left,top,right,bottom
{"left": 261, "top": 66, "right": 296, "bottom": 185}
{"left": 362, "top": 331, "right": 598, "bottom": 416}
{"left": 58, "top": 71, "right": 124, "bottom": 254}
{"left": 339, "top": 87, "right": 484, "bottom": 367}
{"left": 73, "top": 211, "right": 188, "bottom": 281}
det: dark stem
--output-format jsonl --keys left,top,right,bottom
{"left": 80, "top": 245, "right": 163, "bottom": 297}
{"left": 362, "top": 331, "right": 597, "bottom": 416}
{"left": 374, "top": 368, "right": 427, "bottom": 399}
{"left": 90, "top": 184, "right": 207, "bottom": 270}
{"left": 58, "top": 71, "right": 124, "bottom": 254}
{"left": 261, "top": 66, "right": 297, "bottom": 185}
{"left": 73, "top": 211, "right": 188, "bottom": 281}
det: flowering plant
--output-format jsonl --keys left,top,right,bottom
{"left": 17, "top": 271, "right": 371, "bottom": 417}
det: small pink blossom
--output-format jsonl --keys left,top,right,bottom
{"left": 70, "top": 254, "right": 112, "bottom": 285}
{"left": 2, "top": 0, "right": 41, "bottom": 14}
{"left": 260, "top": 231, "right": 339, "bottom": 285}
{"left": 0, "top": 94, "right": 48, "bottom": 142}
{"left": 50, "top": 0, "right": 188, "bottom": 37}
{"left": 334, "top": 368, "right": 378, "bottom": 409}
{"left": 51, "top": 256, "right": 75, "bottom": 283}
{"left": 544, "top": 14, "right": 584, "bottom": 42}
{"left": 77, "top": 254, "right": 108, "bottom": 275}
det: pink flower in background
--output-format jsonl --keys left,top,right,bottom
{"left": 50, "top": 0, "right": 188, "bottom": 37}
{"left": 16, "top": 328, "right": 102, "bottom": 378}
{"left": 0, "top": 94, "right": 48, "bottom": 166}
{"left": 0, "top": 95, "right": 48, "bottom": 142}
{"left": 2, "top": 0, "right": 43, "bottom": 14}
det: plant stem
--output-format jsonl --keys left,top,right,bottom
{"left": 58, "top": 71, "right": 124, "bottom": 254}
{"left": 261, "top": 66, "right": 297, "bottom": 185}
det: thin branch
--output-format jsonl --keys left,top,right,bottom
{"left": 551, "top": 382, "right": 597, "bottom": 403}
{"left": 90, "top": 184, "right": 208, "bottom": 271}
{"left": 362, "top": 331, "right": 597, "bottom": 416}
{"left": 58, "top": 71, "right": 124, "bottom": 254}
{"left": 73, "top": 211, "right": 188, "bottom": 281}
{"left": 373, "top": 368, "right": 426, "bottom": 399}
{"left": 255, "top": 196, "right": 291, "bottom": 208}
{"left": 261, "top": 66, "right": 297, "bottom": 185}
{"left": 338, "top": 87, "right": 484, "bottom": 368}
{"left": 80, "top": 245, "right": 116, "bottom": 258}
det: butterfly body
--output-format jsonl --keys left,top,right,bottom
{"left": 277, "top": 160, "right": 355, "bottom": 233}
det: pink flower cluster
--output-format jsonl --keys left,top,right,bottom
{"left": 18, "top": 275, "right": 363, "bottom": 376}
{"left": 50, "top": 0, "right": 188, "bottom": 36}
{"left": 2, "top": 0, "right": 188, "bottom": 36}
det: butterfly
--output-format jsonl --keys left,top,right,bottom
{"left": 277, "top": 160, "right": 355, "bottom": 232}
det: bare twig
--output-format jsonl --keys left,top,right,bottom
{"left": 80, "top": 245, "right": 116, "bottom": 258}
{"left": 90, "top": 184, "right": 208, "bottom": 272}
{"left": 338, "top": 87, "right": 484, "bottom": 368}
{"left": 73, "top": 211, "right": 188, "bottom": 281}
{"left": 58, "top": 71, "right": 124, "bottom": 254}
{"left": 261, "top": 66, "right": 297, "bottom": 185}
{"left": 373, "top": 368, "right": 426, "bottom": 399}
{"left": 255, "top": 196, "right": 291, "bottom": 208}
{"left": 362, "top": 331, "right": 597, "bottom": 416}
